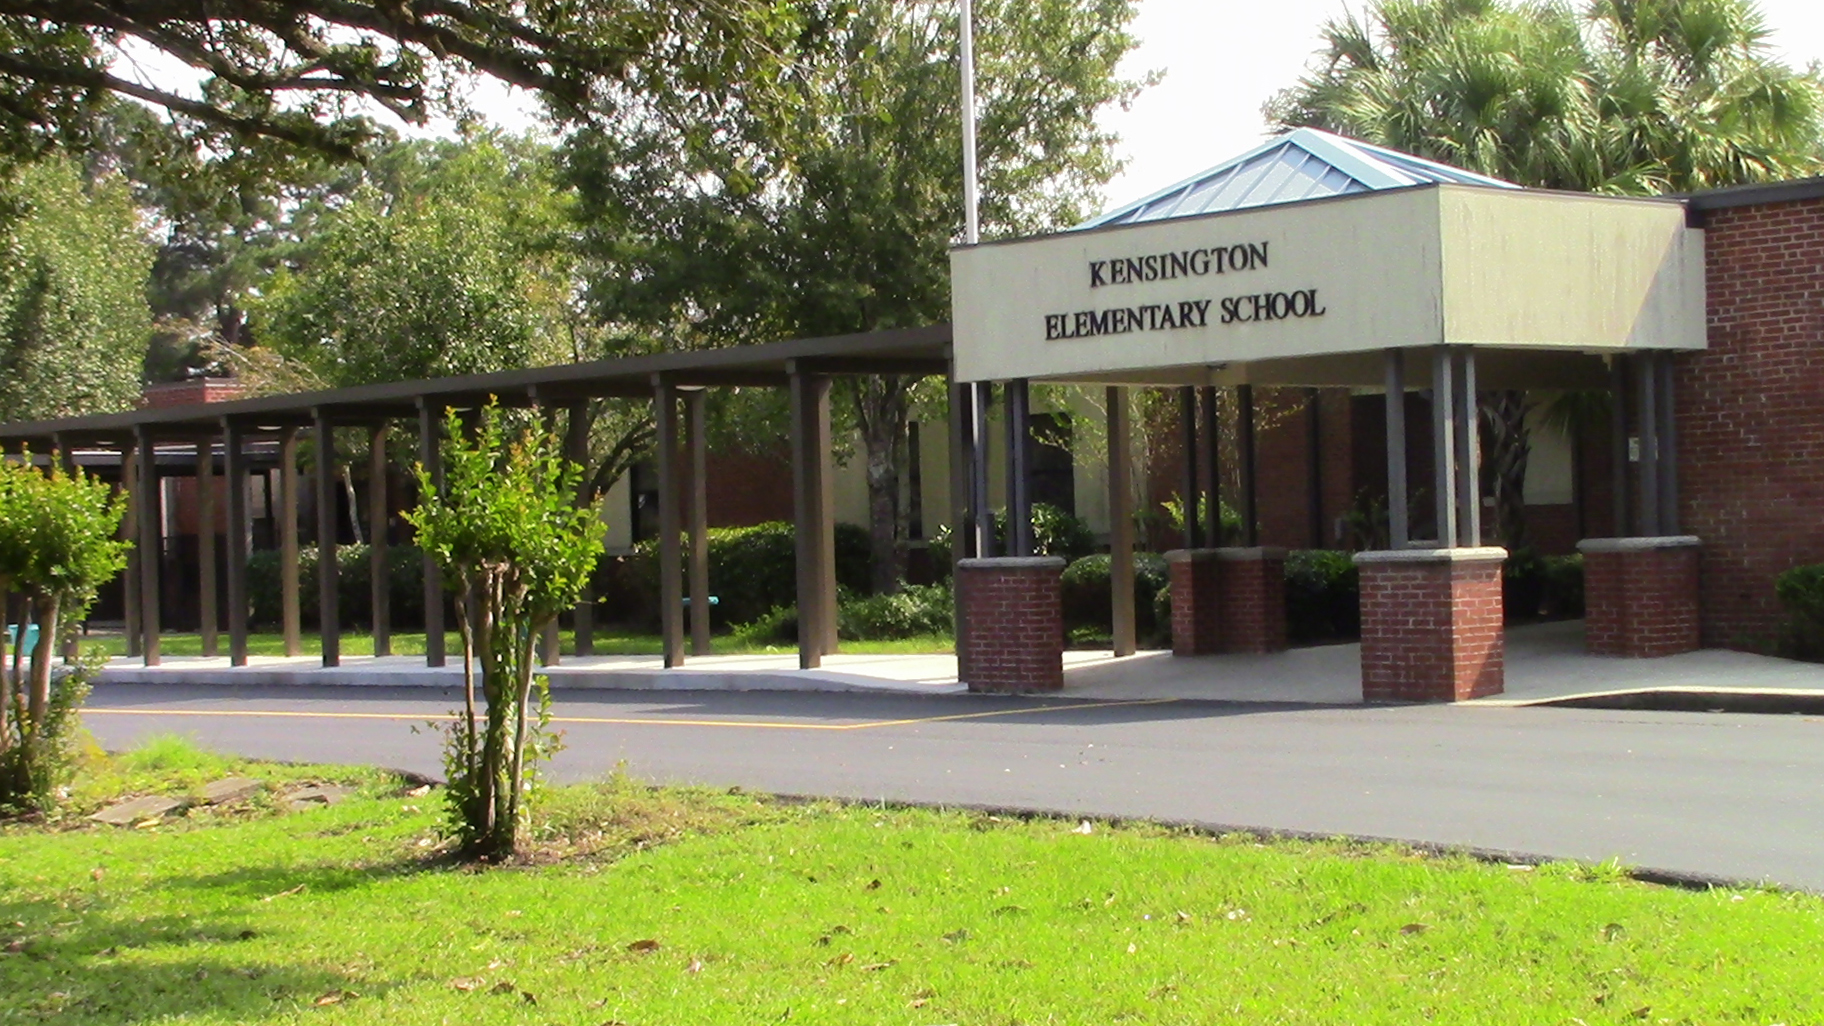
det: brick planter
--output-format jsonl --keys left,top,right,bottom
{"left": 1165, "top": 549, "right": 1222, "bottom": 655}
{"left": 1354, "top": 547, "right": 1506, "bottom": 702}
{"left": 1578, "top": 537, "right": 1701, "bottom": 657}
{"left": 1215, "top": 547, "right": 1288, "bottom": 654}
{"left": 955, "top": 556, "right": 1066, "bottom": 693}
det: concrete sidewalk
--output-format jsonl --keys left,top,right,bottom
{"left": 96, "top": 620, "right": 1824, "bottom": 706}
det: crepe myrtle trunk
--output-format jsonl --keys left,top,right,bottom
{"left": 855, "top": 375, "right": 912, "bottom": 595}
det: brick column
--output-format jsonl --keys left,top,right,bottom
{"left": 955, "top": 556, "right": 1065, "bottom": 693}
{"left": 1165, "top": 549, "right": 1222, "bottom": 655}
{"left": 1355, "top": 547, "right": 1506, "bottom": 702}
{"left": 1578, "top": 537, "right": 1701, "bottom": 657}
{"left": 1216, "top": 547, "right": 1288, "bottom": 654}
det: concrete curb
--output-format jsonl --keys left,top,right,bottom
{"left": 96, "top": 666, "right": 966, "bottom": 696}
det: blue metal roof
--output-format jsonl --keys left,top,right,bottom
{"left": 1080, "top": 128, "right": 1518, "bottom": 229}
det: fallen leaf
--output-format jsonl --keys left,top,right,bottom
{"left": 1601, "top": 923, "right": 1626, "bottom": 941}
{"left": 910, "top": 997, "right": 929, "bottom": 1008}
{"left": 991, "top": 905, "right": 1026, "bottom": 917}
{"left": 827, "top": 952, "right": 854, "bottom": 967}
{"left": 1629, "top": 1006, "right": 1651, "bottom": 1019}
{"left": 1175, "top": 911, "right": 1193, "bottom": 925}
{"left": 687, "top": 958, "right": 703, "bottom": 973}
{"left": 1400, "top": 923, "right": 1429, "bottom": 936}
{"left": 831, "top": 925, "right": 851, "bottom": 934}
{"left": 864, "top": 879, "right": 881, "bottom": 891}
{"left": 4, "top": 940, "right": 23, "bottom": 953}
{"left": 1126, "top": 942, "right": 1138, "bottom": 954}
{"left": 942, "top": 929, "right": 969, "bottom": 944}
{"left": 405, "top": 784, "right": 431, "bottom": 797}
{"left": 521, "top": 991, "right": 537, "bottom": 1005}
{"left": 859, "top": 961, "right": 896, "bottom": 971}
{"left": 90, "top": 868, "right": 104, "bottom": 883}
{"left": 313, "top": 990, "right": 352, "bottom": 1006}
{"left": 133, "top": 818, "right": 161, "bottom": 829}
{"left": 1074, "top": 820, "right": 1094, "bottom": 834}
{"left": 261, "top": 884, "right": 306, "bottom": 902}
{"left": 1225, "top": 909, "right": 1249, "bottom": 921}
{"left": 449, "top": 977, "right": 482, "bottom": 992}
{"left": 626, "top": 939, "right": 661, "bottom": 954}
{"left": 490, "top": 981, "right": 517, "bottom": 995}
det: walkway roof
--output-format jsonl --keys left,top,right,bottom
{"left": 1079, "top": 127, "right": 1518, "bottom": 229}
{"left": 0, "top": 325, "right": 952, "bottom": 446}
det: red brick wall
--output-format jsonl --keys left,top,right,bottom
{"left": 1357, "top": 551, "right": 1505, "bottom": 702}
{"left": 1167, "top": 551, "right": 1222, "bottom": 655}
{"left": 1217, "top": 549, "right": 1288, "bottom": 654}
{"left": 1582, "top": 543, "right": 1701, "bottom": 657}
{"left": 955, "top": 557, "right": 1064, "bottom": 692}
{"left": 1685, "top": 197, "right": 1824, "bottom": 649}
{"left": 705, "top": 448, "right": 795, "bottom": 528}
{"left": 1256, "top": 387, "right": 1314, "bottom": 549}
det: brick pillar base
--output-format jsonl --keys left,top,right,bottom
{"left": 1216, "top": 547, "right": 1288, "bottom": 654}
{"left": 955, "top": 556, "right": 1065, "bottom": 693}
{"left": 1578, "top": 537, "right": 1701, "bottom": 657}
{"left": 1354, "top": 547, "right": 1506, "bottom": 702}
{"left": 1165, "top": 549, "right": 1222, "bottom": 655}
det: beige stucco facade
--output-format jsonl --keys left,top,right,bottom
{"left": 951, "top": 184, "right": 1703, "bottom": 386}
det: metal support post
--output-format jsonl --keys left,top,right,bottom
{"left": 653, "top": 378, "right": 684, "bottom": 668}
{"left": 1108, "top": 386, "right": 1136, "bottom": 657}
{"left": 314, "top": 410, "right": 340, "bottom": 668}
{"left": 1005, "top": 378, "right": 1032, "bottom": 557}
{"left": 1384, "top": 350, "right": 1409, "bottom": 547}
{"left": 134, "top": 426, "right": 161, "bottom": 666}
{"left": 417, "top": 401, "right": 445, "bottom": 667}
{"left": 1609, "top": 356, "right": 1630, "bottom": 539}
{"left": 1237, "top": 383, "right": 1258, "bottom": 547}
{"left": 1431, "top": 348, "right": 1458, "bottom": 547}
{"left": 971, "top": 382, "right": 994, "bottom": 558}
{"left": 1452, "top": 348, "right": 1481, "bottom": 547}
{"left": 279, "top": 427, "right": 302, "bottom": 658}
{"left": 789, "top": 367, "right": 831, "bottom": 669}
{"left": 1636, "top": 353, "right": 1660, "bottom": 536}
{"left": 1200, "top": 385, "right": 1221, "bottom": 545}
{"left": 197, "top": 438, "right": 218, "bottom": 657}
{"left": 369, "top": 424, "right": 391, "bottom": 657}
{"left": 687, "top": 389, "right": 712, "bottom": 657}
{"left": 1656, "top": 352, "right": 1679, "bottom": 534}
{"left": 223, "top": 419, "right": 250, "bottom": 667}
{"left": 565, "top": 401, "right": 595, "bottom": 657}
{"left": 1178, "top": 386, "right": 1199, "bottom": 549}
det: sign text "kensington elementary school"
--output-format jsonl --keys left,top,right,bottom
{"left": 1044, "top": 240, "right": 1328, "bottom": 342}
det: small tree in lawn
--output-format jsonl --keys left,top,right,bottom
{"left": 407, "top": 403, "right": 603, "bottom": 860}
{"left": 0, "top": 453, "right": 130, "bottom": 811}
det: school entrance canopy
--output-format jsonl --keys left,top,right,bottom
{"left": 943, "top": 128, "right": 1708, "bottom": 699}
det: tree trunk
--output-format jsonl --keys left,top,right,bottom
{"left": 27, "top": 594, "right": 59, "bottom": 735}
{"left": 854, "top": 376, "right": 911, "bottom": 594}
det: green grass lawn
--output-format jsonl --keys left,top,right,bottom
{"left": 3, "top": 740, "right": 1821, "bottom": 1024}
{"left": 86, "top": 631, "right": 956, "bottom": 659}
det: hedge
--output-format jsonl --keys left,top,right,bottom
{"left": 1060, "top": 553, "right": 1169, "bottom": 639}
{"left": 1776, "top": 563, "right": 1824, "bottom": 659}
{"left": 247, "top": 543, "right": 427, "bottom": 631}
{"left": 619, "top": 521, "right": 872, "bottom": 631}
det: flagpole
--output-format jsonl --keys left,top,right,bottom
{"left": 960, "top": 0, "right": 980, "bottom": 246}
{"left": 958, "top": 0, "right": 993, "bottom": 558}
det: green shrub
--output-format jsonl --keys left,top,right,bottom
{"left": 623, "top": 521, "right": 871, "bottom": 631}
{"left": 248, "top": 542, "right": 427, "bottom": 631}
{"left": 1776, "top": 563, "right": 1824, "bottom": 660}
{"left": 1284, "top": 550, "right": 1359, "bottom": 643}
{"left": 1503, "top": 549, "right": 1548, "bottom": 621}
{"left": 838, "top": 584, "right": 954, "bottom": 641}
{"left": 1060, "top": 552, "right": 1168, "bottom": 637}
{"left": 924, "top": 503, "right": 1097, "bottom": 570}
{"left": 731, "top": 604, "right": 800, "bottom": 645}
{"left": 1541, "top": 554, "right": 1585, "bottom": 618}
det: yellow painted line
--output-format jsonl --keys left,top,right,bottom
{"left": 80, "top": 697, "right": 1179, "bottom": 732}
